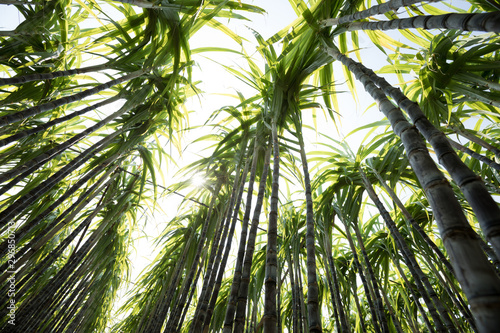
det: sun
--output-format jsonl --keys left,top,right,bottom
{"left": 191, "top": 174, "right": 205, "bottom": 187}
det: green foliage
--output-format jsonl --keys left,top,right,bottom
{"left": 0, "top": 0, "right": 499, "bottom": 332}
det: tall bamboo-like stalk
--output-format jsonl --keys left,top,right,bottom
{"left": 357, "top": 63, "right": 500, "bottom": 258}
{"left": 203, "top": 158, "right": 251, "bottom": 332}
{"left": 361, "top": 169, "right": 456, "bottom": 332}
{"left": 341, "top": 217, "right": 381, "bottom": 333}
{"left": 163, "top": 178, "right": 224, "bottom": 332}
{"left": 0, "top": 129, "right": 123, "bottom": 226}
{"left": 381, "top": 288, "right": 405, "bottom": 333}
{"left": 0, "top": 99, "right": 134, "bottom": 196}
{"left": 324, "top": 43, "right": 500, "bottom": 331}
{"left": 342, "top": 12, "right": 500, "bottom": 33}
{"left": 190, "top": 201, "right": 233, "bottom": 332}
{"left": 295, "top": 123, "right": 322, "bottom": 332}
{"left": 350, "top": 282, "right": 368, "bottom": 333}
{"left": 0, "top": 179, "right": 113, "bottom": 311}
{"left": 223, "top": 139, "right": 261, "bottom": 333}
{"left": 448, "top": 138, "right": 500, "bottom": 171}
{"left": 143, "top": 219, "right": 197, "bottom": 333}
{"left": 370, "top": 168, "right": 455, "bottom": 275}
{"left": 423, "top": 252, "right": 477, "bottom": 331}
{"left": 176, "top": 247, "right": 210, "bottom": 333}
{"left": 321, "top": 234, "right": 341, "bottom": 333}
{"left": 350, "top": 219, "right": 390, "bottom": 333}
{"left": 0, "top": 160, "right": 117, "bottom": 262}
{"left": 0, "top": 166, "right": 119, "bottom": 285}
{"left": 264, "top": 118, "right": 280, "bottom": 333}
{"left": 294, "top": 246, "right": 308, "bottom": 333}
{"left": 0, "top": 95, "right": 121, "bottom": 148}
{"left": 192, "top": 147, "right": 247, "bottom": 332}
{"left": 326, "top": 249, "right": 349, "bottom": 332}
{"left": 14, "top": 188, "right": 117, "bottom": 331}
{"left": 234, "top": 143, "right": 272, "bottom": 333}
{"left": 286, "top": 251, "right": 299, "bottom": 333}
{"left": 392, "top": 255, "right": 435, "bottom": 332}
{"left": 374, "top": 171, "right": 475, "bottom": 326}
{"left": 449, "top": 126, "right": 500, "bottom": 160}
{"left": 0, "top": 69, "right": 147, "bottom": 127}
{"left": 0, "top": 63, "right": 109, "bottom": 87}
{"left": 319, "top": 0, "right": 439, "bottom": 27}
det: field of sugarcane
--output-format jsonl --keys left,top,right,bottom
{"left": 0, "top": 0, "right": 499, "bottom": 332}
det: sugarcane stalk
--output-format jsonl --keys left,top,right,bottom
{"left": 263, "top": 118, "right": 280, "bottom": 333}
{"left": 0, "top": 68, "right": 147, "bottom": 127}
{"left": 320, "top": 0, "right": 440, "bottom": 27}
{"left": 234, "top": 143, "right": 272, "bottom": 333}
{"left": 0, "top": 95, "right": 121, "bottom": 148}
{"left": 344, "top": 12, "right": 500, "bottom": 33}
{"left": 223, "top": 138, "right": 261, "bottom": 333}
{"left": 356, "top": 61, "right": 500, "bottom": 259}
{"left": 323, "top": 42, "right": 500, "bottom": 332}
{"left": 0, "top": 63, "right": 109, "bottom": 87}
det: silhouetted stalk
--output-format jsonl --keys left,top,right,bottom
{"left": 361, "top": 168, "right": 455, "bottom": 332}
{"left": 357, "top": 62, "right": 500, "bottom": 259}
{"left": 448, "top": 138, "right": 500, "bottom": 171}
{"left": 52, "top": 275, "right": 93, "bottom": 333}
{"left": 296, "top": 127, "right": 322, "bottom": 332}
{"left": 176, "top": 248, "right": 209, "bottom": 333}
{"left": 351, "top": 282, "right": 368, "bottom": 333}
{"left": 294, "top": 248, "right": 308, "bottom": 333}
{"left": 164, "top": 178, "right": 223, "bottom": 332}
{"left": 381, "top": 288, "right": 404, "bottom": 333}
{"left": 16, "top": 199, "right": 112, "bottom": 331}
{"left": 234, "top": 143, "right": 272, "bottom": 333}
{"left": 286, "top": 251, "right": 299, "bottom": 333}
{"left": 324, "top": 43, "right": 500, "bottom": 331}
{"left": 264, "top": 118, "right": 280, "bottom": 333}
{"left": 320, "top": 0, "right": 439, "bottom": 27}
{"left": 0, "top": 166, "right": 118, "bottom": 285}
{"left": 202, "top": 157, "right": 251, "bottom": 332}
{"left": 277, "top": 244, "right": 282, "bottom": 333}
{"left": 344, "top": 12, "right": 500, "bottom": 32}
{"left": 0, "top": 159, "right": 118, "bottom": 264}
{"left": 342, "top": 219, "right": 381, "bottom": 333}
{"left": 321, "top": 235, "right": 341, "bottom": 333}
{"left": 393, "top": 256, "right": 435, "bottom": 333}
{"left": 326, "top": 252, "right": 348, "bottom": 333}
{"left": 192, "top": 144, "right": 248, "bottom": 332}
{"left": 370, "top": 168, "right": 455, "bottom": 275}
{"left": 0, "top": 95, "right": 121, "bottom": 148}
{"left": 223, "top": 139, "right": 261, "bottom": 333}
{"left": 450, "top": 126, "right": 500, "bottom": 160}
{"left": 477, "top": 235, "right": 500, "bottom": 272}
{"left": 351, "top": 220, "right": 390, "bottom": 333}
{"left": 5, "top": 182, "right": 114, "bottom": 306}
{"left": 0, "top": 69, "right": 147, "bottom": 127}
{"left": 189, "top": 203, "right": 232, "bottom": 332}
{"left": 424, "top": 254, "right": 477, "bottom": 331}
{"left": 0, "top": 63, "right": 109, "bottom": 87}
{"left": 0, "top": 101, "right": 133, "bottom": 188}
{"left": 0, "top": 129, "right": 123, "bottom": 226}
{"left": 145, "top": 227, "right": 196, "bottom": 332}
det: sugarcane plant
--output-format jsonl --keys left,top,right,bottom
{"left": 1, "top": 0, "right": 500, "bottom": 332}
